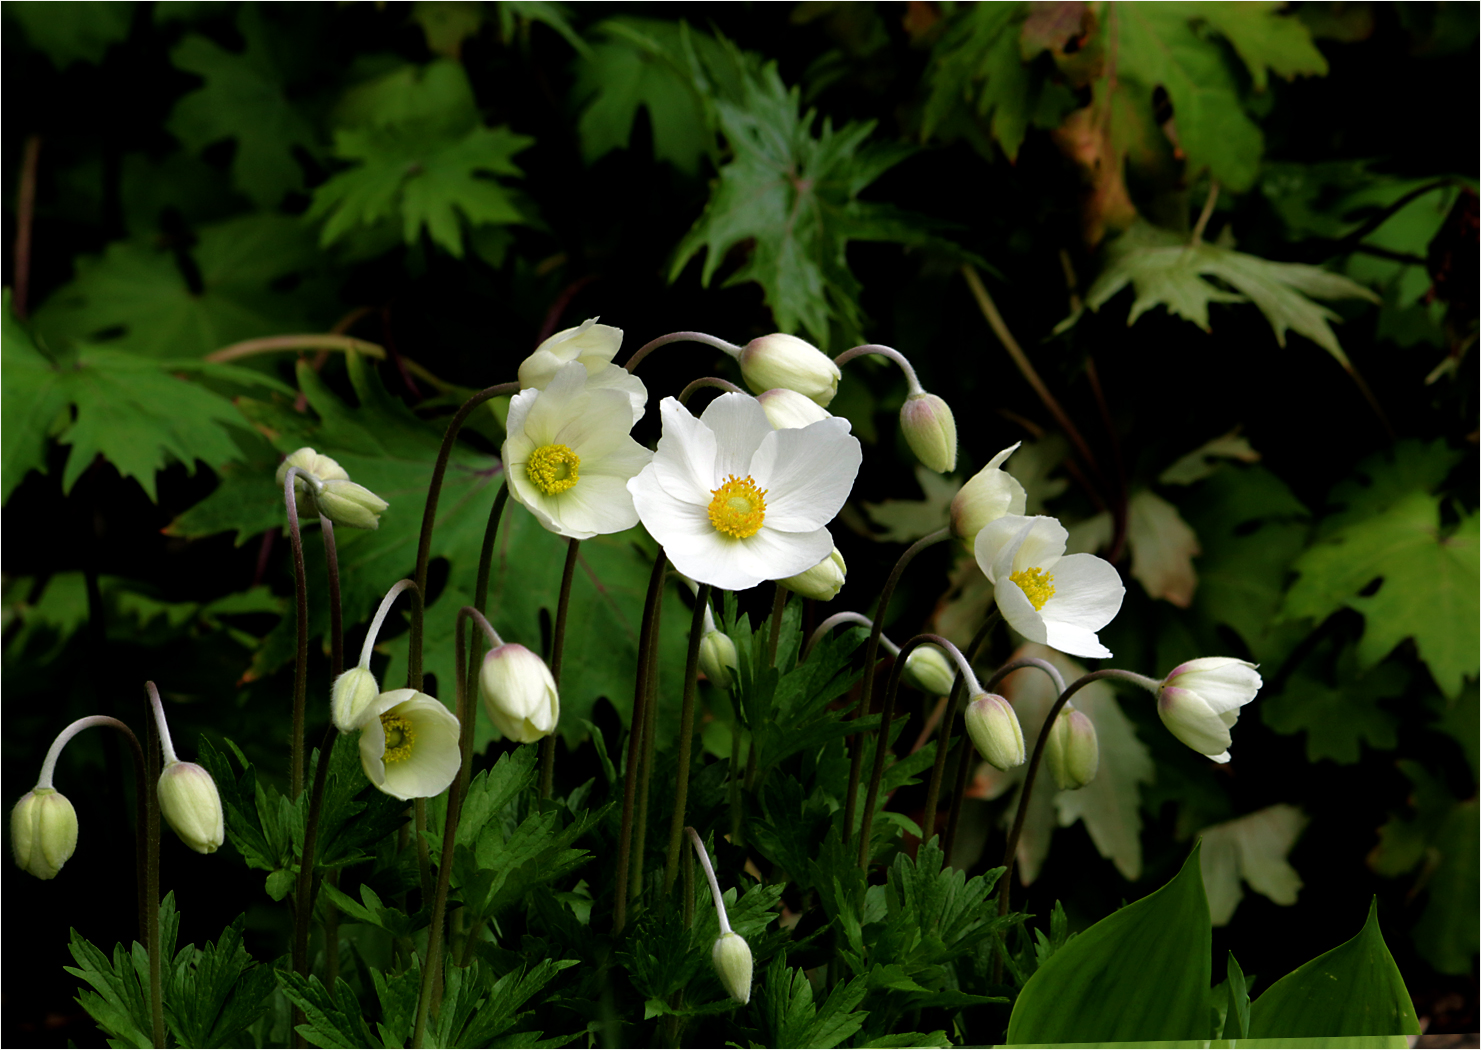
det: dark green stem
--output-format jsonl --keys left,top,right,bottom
{"left": 922, "top": 616, "right": 1000, "bottom": 842}
{"left": 767, "top": 584, "right": 788, "bottom": 664}
{"left": 664, "top": 583, "right": 711, "bottom": 894}
{"left": 624, "top": 330, "right": 742, "bottom": 374}
{"left": 843, "top": 527, "right": 950, "bottom": 843}
{"left": 614, "top": 551, "right": 667, "bottom": 933}
{"left": 283, "top": 468, "right": 311, "bottom": 800}
{"left": 411, "top": 381, "right": 520, "bottom": 690}
{"left": 465, "top": 485, "right": 510, "bottom": 732}
{"left": 293, "top": 724, "right": 339, "bottom": 998}
{"left": 319, "top": 515, "right": 343, "bottom": 678}
{"left": 541, "top": 538, "right": 581, "bottom": 799}
{"left": 632, "top": 575, "right": 665, "bottom": 904}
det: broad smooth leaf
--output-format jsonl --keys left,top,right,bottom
{"left": 1006, "top": 843, "right": 1212, "bottom": 1043}
{"left": 7, "top": 1, "right": 131, "bottom": 67}
{"left": 1246, "top": 898, "right": 1421, "bottom": 1038}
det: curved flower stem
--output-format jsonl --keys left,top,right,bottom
{"left": 361, "top": 580, "right": 421, "bottom": 670}
{"left": 411, "top": 382, "right": 521, "bottom": 690}
{"left": 685, "top": 827, "right": 733, "bottom": 934}
{"left": 465, "top": 486, "right": 510, "bottom": 723}
{"left": 843, "top": 527, "right": 951, "bottom": 843}
{"left": 138, "top": 690, "right": 165, "bottom": 1050}
{"left": 541, "top": 538, "right": 580, "bottom": 799}
{"left": 804, "top": 611, "right": 880, "bottom": 660}
{"left": 858, "top": 634, "right": 978, "bottom": 869}
{"left": 625, "top": 331, "right": 743, "bottom": 374}
{"left": 282, "top": 468, "right": 313, "bottom": 800}
{"left": 677, "top": 377, "right": 745, "bottom": 406}
{"left": 614, "top": 551, "right": 667, "bottom": 934}
{"left": 984, "top": 657, "right": 1068, "bottom": 697}
{"left": 293, "top": 723, "right": 338, "bottom": 1001}
{"left": 664, "top": 583, "right": 712, "bottom": 894}
{"left": 921, "top": 615, "right": 1000, "bottom": 843}
{"left": 833, "top": 344, "right": 925, "bottom": 396}
{"left": 319, "top": 516, "right": 344, "bottom": 678}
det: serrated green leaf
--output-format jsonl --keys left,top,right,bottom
{"left": 1261, "top": 659, "right": 1405, "bottom": 764}
{"left": 1319, "top": 439, "right": 1463, "bottom": 536}
{"left": 370, "top": 958, "right": 421, "bottom": 1047}
{"left": 168, "top": 5, "right": 318, "bottom": 208}
{"left": 277, "top": 972, "right": 380, "bottom": 1049}
{"left": 163, "top": 915, "right": 276, "bottom": 1048}
{"left": 920, "top": 2, "right": 1038, "bottom": 159}
{"left": 761, "top": 953, "right": 872, "bottom": 1049}
{"left": 1247, "top": 898, "right": 1421, "bottom": 1038}
{"left": 1007, "top": 844, "right": 1212, "bottom": 1043}
{"left": 1191, "top": 2, "right": 1329, "bottom": 91}
{"left": 8, "top": 1, "right": 132, "bottom": 67}
{"left": 2, "top": 291, "right": 69, "bottom": 503}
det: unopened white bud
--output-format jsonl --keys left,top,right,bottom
{"left": 901, "top": 645, "right": 958, "bottom": 696}
{"left": 756, "top": 387, "right": 832, "bottom": 430}
{"left": 963, "top": 693, "right": 1026, "bottom": 770}
{"left": 479, "top": 644, "right": 560, "bottom": 744}
{"left": 11, "top": 788, "right": 78, "bottom": 879}
{"left": 331, "top": 666, "right": 381, "bottom": 732}
{"left": 779, "top": 546, "right": 846, "bottom": 602}
{"left": 738, "top": 334, "right": 841, "bottom": 406}
{"left": 699, "top": 630, "right": 739, "bottom": 690}
{"left": 316, "top": 479, "right": 389, "bottom": 530}
{"left": 712, "top": 931, "right": 753, "bottom": 1004}
{"left": 276, "top": 447, "right": 349, "bottom": 520}
{"left": 157, "top": 762, "right": 225, "bottom": 854}
{"left": 950, "top": 443, "right": 1027, "bottom": 545}
{"left": 1156, "top": 657, "right": 1262, "bottom": 764}
{"left": 900, "top": 393, "right": 957, "bottom": 473}
{"left": 1044, "top": 705, "right": 1099, "bottom": 790}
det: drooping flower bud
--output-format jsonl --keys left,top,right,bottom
{"left": 276, "top": 447, "right": 350, "bottom": 520}
{"left": 779, "top": 545, "right": 846, "bottom": 602}
{"left": 964, "top": 693, "right": 1026, "bottom": 770}
{"left": 712, "top": 931, "right": 754, "bottom": 1005}
{"left": 757, "top": 387, "right": 832, "bottom": 430}
{"left": 1156, "top": 657, "right": 1262, "bottom": 763}
{"left": 738, "top": 334, "right": 841, "bottom": 407}
{"left": 900, "top": 392, "right": 958, "bottom": 473}
{"left": 331, "top": 665, "right": 381, "bottom": 732}
{"left": 950, "top": 443, "right": 1027, "bottom": 546}
{"left": 901, "top": 644, "right": 958, "bottom": 696}
{"left": 315, "top": 479, "right": 389, "bottom": 530}
{"left": 1044, "top": 705, "right": 1099, "bottom": 790}
{"left": 479, "top": 644, "right": 560, "bottom": 744}
{"left": 699, "top": 630, "right": 739, "bottom": 691}
{"left": 157, "top": 762, "right": 225, "bottom": 854}
{"left": 11, "top": 788, "right": 78, "bottom": 880}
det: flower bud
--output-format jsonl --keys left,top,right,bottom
{"left": 963, "top": 693, "right": 1026, "bottom": 770}
{"left": 276, "top": 447, "right": 349, "bottom": 520}
{"left": 901, "top": 645, "right": 958, "bottom": 696}
{"left": 712, "top": 931, "right": 753, "bottom": 1005}
{"left": 1044, "top": 705, "right": 1099, "bottom": 790}
{"left": 756, "top": 387, "right": 832, "bottom": 430}
{"left": 157, "top": 762, "right": 225, "bottom": 854}
{"left": 315, "top": 479, "right": 389, "bottom": 530}
{"left": 950, "top": 443, "right": 1027, "bottom": 546}
{"left": 738, "top": 334, "right": 841, "bottom": 407}
{"left": 778, "top": 546, "right": 846, "bottom": 602}
{"left": 331, "top": 665, "right": 381, "bottom": 732}
{"left": 480, "top": 644, "right": 560, "bottom": 744}
{"left": 900, "top": 393, "right": 958, "bottom": 473}
{"left": 1156, "top": 657, "right": 1262, "bottom": 764}
{"left": 699, "top": 630, "right": 739, "bottom": 690}
{"left": 11, "top": 788, "right": 78, "bottom": 879}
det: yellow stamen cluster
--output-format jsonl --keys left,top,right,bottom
{"left": 526, "top": 443, "right": 581, "bottom": 495}
{"left": 1010, "top": 566, "right": 1056, "bottom": 611}
{"left": 707, "top": 475, "right": 768, "bottom": 539}
{"left": 380, "top": 713, "right": 416, "bottom": 764}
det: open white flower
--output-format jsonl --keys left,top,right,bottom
{"left": 974, "top": 514, "right": 1125, "bottom": 659}
{"left": 517, "top": 318, "right": 647, "bottom": 424}
{"left": 1157, "top": 657, "right": 1262, "bottom": 763}
{"left": 503, "top": 361, "right": 653, "bottom": 540}
{"left": 627, "top": 393, "right": 861, "bottom": 591}
{"left": 951, "top": 442, "right": 1026, "bottom": 545}
{"left": 358, "top": 689, "right": 461, "bottom": 800}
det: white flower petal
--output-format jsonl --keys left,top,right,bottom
{"left": 1040, "top": 553, "right": 1125, "bottom": 631}
{"left": 650, "top": 397, "right": 719, "bottom": 505}
{"left": 699, "top": 393, "right": 773, "bottom": 480}
{"left": 1040, "top": 620, "right": 1114, "bottom": 660}
{"left": 628, "top": 464, "right": 717, "bottom": 552}
{"left": 581, "top": 363, "right": 648, "bottom": 425}
{"left": 551, "top": 471, "right": 642, "bottom": 537}
{"left": 1011, "top": 516, "right": 1069, "bottom": 572}
{"left": 522, "top": 361, "right": 589, "bottom": 443}
{"left": 995, "top": 577, "right": 1051, "bottom": 645}
{"left": 554, "top": 386, "right": 639, "bottom": 459}
{"left": 976, "top": 515, "right": 1037, "bottom": 583}
{"left": 747, "top": 418, "right": 861, "bottom": 531}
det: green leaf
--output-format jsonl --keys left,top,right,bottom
{"left": 309, "top": 60, "right": 533, "bottom": 257}
{"left": 2, "top": 291, "right": 69, "bottom": 503}
{"left": 1085, "top": 219, "right": 1380, "bottom": 368}
{"left": 8, "top": 1, "right": 132, "bottom": 67}
{"left": 1247, "top": 898, "right": 1421, "bottom": 1038}
{"left": 370, "top": 959, "right": 421, "bottom": 1047}
{"left": 1284, "top": 491, "right": 1479, "bottom": 697}
{"left": 168, "top": 5, "right": 318, "bottom": 208}
{"left": 1197, "top": 804, "right": 1308, "bottom": 925}
{"left": 65, "top": 931, "right": 154, "bottom": 1049}
{"left": 1221, "top": 951, "right": 1251, "bottom": 1039}
{"left": 163, "top": 915, "right": 276, "bottom": 1048}
{"left": 1192, "top": 2, "right": 1329, "bottom": 91}
{"left": 760, "top": 953, "right": 872, "bottom": 1050}
{"left": 920, "top": 2, "right": 1040, "bottom": 160}
{"left": 438, "top": 957, "right": 577, "bottom": 1048}
{"left": 1007, "top": 843, "right": 1212, "bottom": 1043}
{"left": 1261, "top": 658, "right": 1406, "bottom": 764}
{"left": 412, "top": 1, "right": 484, "bottom": 57}
{"left": 276, "top": 972, "right": 380, "bottom": 1049}
{"left": 669, "top": 56, "right": 942, "bottom": 348}
{"left": 32, "top": 213, "right": 330, "bottom": 359}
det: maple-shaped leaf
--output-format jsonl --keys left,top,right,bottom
{"left": 167, "top": 4, "right": 319, "bottom": 209}
{"left": 31, "top": 213, "right": 331, "bottom": 360}
{"left": 669, "top": 61, "right": 945, "bottom": 348}
{"left": 1197, "top": 803, "right": 1308, "bottom": 926}
{"left": 1185, "top": 2, "right": 1329, "bottom": 92}
{"left": 308, "top": 60, "right": 533, "bottom": 257}
{"left": 1261, "top": 656, "right": 1405, "bottom": 764}
{"left": 8, "top": 1, "right": 132, "bottom": 68}
{"left": 1084, "top": 219, "right": 1380, "bottom": 367}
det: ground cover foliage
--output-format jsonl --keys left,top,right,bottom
{"left": 2, "top": 1, "right": 1477, "bottom": 1046}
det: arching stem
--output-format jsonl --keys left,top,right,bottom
{"left": 664, "top": 583, "right": 712, "bottom": 894}
{"left": 678, "top": 377, "right": 745, "bottom": 405}
{"left": 541, "top": 538, "right": 581, "bottom": 799}
{"left": 625, "top": 331, "right": 742, "bottom": 374}
{"left": 282, "top": 468, "right": 312, "bottom": 800}
{"left": 833, "top": 344, "right": 925, "bottom": 395}
{"left": 921, "top": 614, "right": 1000, "bottom": 845}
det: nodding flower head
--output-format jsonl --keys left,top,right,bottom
{"left": 738, "top": 334, "right": 841, "bottom": 407}
{"left": 963, "top": 693, "right": 1026, "bottom": 771}
{"left": 11, "top": 788, "right": 78, "bottom": 880}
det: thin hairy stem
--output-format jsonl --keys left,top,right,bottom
{"left": 833, "top": 344, "right": 924, "bottom": 395}
{"left": 319, "top": 516, "right": 344, "bottom": 678}
{"left": 414, "top": 799, "right": 433, "bottom": 910}
{"left": 205, "top": 333, "right": 385, "bottom": 364}
{"left": 142, "top": 697, "right": 164, "bottom": 1049}
{"left": 625, "top": 331, "right": 742, "bottom": 373}
{"left": 282, "top": 468, "right": 312, "bottom": 800}
{"left": 686, "top": 827, "right": 733, "bottom": 934}
{"left": 465, "top": 486, "right": 510, "bottom": 719}
{"left": 632, "top": 582, "right": 663, "bottom": 903}
{"left": 541, "top": 538, "right": 580, "bottom": 799}
{"left": 664, "top": 584, "right": 712, "bottom": 894}
{"left": 678, "top": 377, "right": 745, "bottom": 405}
{"left": 922, "top": 616, "right": 999, "bottom": 845}
{"left": 294, "top": 725, "right": 339, "bottom": 996}
{"left": 805, "top": 611, "right": 880, "bottom": 659}
{"left": 843, "top": 528, "right": 951, "bottom": 843}
{"left": 614, "top": 552, "right": 667, "bottom": 933}
{"left": 1190, "top": 181, "right": 1220, "bottom": 245}
{"left": 412, "top": 382, "right": 520, "bottom": 689}
{"left": 361, "top": 580, "right": 420, "bottom": 670}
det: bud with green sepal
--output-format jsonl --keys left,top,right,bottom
{"left": 965, "top": 693, "right": 1027, "bottom": 770}
{"left": 901, "top": 644, "right": 959, "bottom": 696}
{"left": 1044, "top": 703, "right": 1099, "bottom": 790}
{"left": 148, "top": 683, "right": 225, "bottom": 854}
{"left": 779, "top": 543, "right": 846, "bottom": 601}
{"left": 686, "top": 826, "right": 753, "bottom": 1005}
{"left": 900, "top": 392, "right": 958, "bottom": 473}
{"left": 316, "top": 479, "right": 389, "bottom": 530}
{"left": 11, "top": 788, "right": 78, "bottom": 880}
{"left": 276, "top": 447, "right": 349, "bottom": 520}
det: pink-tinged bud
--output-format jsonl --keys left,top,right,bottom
{"left": 900, "top": 393, "right": 957, "bottom": 473}
{"left": 738, "top": 334, "right": 841, "bottom": 406}
{"left": 964, "top": 693, "right": 1026, "bottom": 770}
{"left": 479, "top": 644, "right": 560, "bottom": 744}
{"left": 1157, "top": 657, "right": 1262, "bottom": 763}
{"left": 157, "top": 762, "right": 225, "bottom": 854}
{"left": 1044, "top": 705, "right": 1099, "bottom": 790}
{"left": 11, "top": 788, "right": 78, "bottom": 879}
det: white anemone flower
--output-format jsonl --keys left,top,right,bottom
{"left": 517, "top": 318, "right": 646, "bottom": 424}
{"left": 503, "top": 361, "right": 653, "bottom": 540}
{"left": 358, "top": 689, "right": 461, "bottom": 800}
{"left": 974, "top": 514, "right": 1125, "bottom": 659}
{"left": 1157, "top": 657, "right": 1263, "bottom": 763}
{"left": 627, "top": 393, "right": 862, "bottom": 591}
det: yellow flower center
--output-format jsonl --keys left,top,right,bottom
{"left": 707, "top": 474, "right": 768, "bottom": 539}
{"left": 380, "top": 713, "right": 416, "bottom": 763}
{"left": 526, "top": 444, "right": 580, "bottom": 495}
{"left": 1010, "top": 566, "right": 1056, "bottom": 611}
